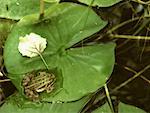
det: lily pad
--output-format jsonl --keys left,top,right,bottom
{"left": 4, "top": 3, "right": 115, "bottom": 102}
{"left": 78, "top": 0, "right": 122, "bottom": 7}
{"left": 0, "top": 0, "right": 53, "bottom": 20}
{"left": 0, "top": 93, "right": 90, "bottom": 113}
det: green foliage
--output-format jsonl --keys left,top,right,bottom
{"left": 0, "top": 0, "right": 53, "bottom": 20}
{"left": 93, "top": 102, "right": 146, "bottom": 113}
{"left": 1, "top": 0, "right": 146, "bottom": 113}
{"left": 78, "top": 0, "right": 122, "bottom": 7}
{"left": 1, "top": 94, "right": 145, "bottom": 113}
{"left": 4, "top": 3, "right": 115, "bottom": 102}
{"left": 0, "top": 93, "right": 90, "bottom": 113}
{"left": 119, "top": 103, "right": 145, "bottom": 113}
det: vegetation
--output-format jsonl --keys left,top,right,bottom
{"left": 0, "top": 0, "right": 150, "bottom": 113}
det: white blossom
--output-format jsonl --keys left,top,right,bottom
{"left": 18, "top": 33, "right": 47, "bottom": 58}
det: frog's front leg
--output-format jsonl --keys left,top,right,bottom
{"left": 24, "top": 87, "right": 39, "bottom": 101}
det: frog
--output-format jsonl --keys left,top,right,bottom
{"left": 22, "top": 71, "right": 56, "bottom": 101}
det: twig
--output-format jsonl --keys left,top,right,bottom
{"left": 131, "top": 0, "right": 150, "bottom": 5}
{"left": 110, "top": 34, "right": 150, "bottom": 40}
{"left": 0, "top": 79, "right": 11, "bottom": 83}
{"left": 111, "top": 64, "right": 150, "bottom": 92}
{"left": 104, "top": 84, "right": 115, "bottom": 113}
{"left": 124, "top": 66, "right": 150, "bottom": 84}
{"left": 107, "top": 16, "right": 150, "bottom": 35}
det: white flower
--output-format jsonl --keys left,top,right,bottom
{"left": 18, "top": 33, "right": 47, "bottom": 58}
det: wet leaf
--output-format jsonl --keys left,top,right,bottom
{"left": 0, "top": 0, "right": 53, "bottom": 20}
{"left": 0, "top": 93, "right": 90, "bottom": 113}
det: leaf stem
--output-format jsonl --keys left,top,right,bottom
{"left": 39, "top": 0, "right": 44, "bottom": 19}
{"left": 38, "top": 52, "right": 49, "bottom": 70}
{"left": 27, "top": 47, "right": 49, "bottom": 70}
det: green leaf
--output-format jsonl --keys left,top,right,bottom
{"left": 42, "top": 43, "right": 115, "bottom": 102}
{"left": 0, "top": 93, "right": 90, "bottom": 113}
{"left": 0, "top": 0, "right": 53, "bottom": 20}
{"left": 119, "top": 103, "right": 146, "bottom": 113}
{"left": 78, "top": 0, "right": 122, "bottom": 7}
{"left": 5, "top": 2, "right": 108, "bottom": 75}
{"left": 4, "top": 3, "right": 115, "bottom": 102}
{"left": 92, "top": 102, "right": 146, "bottom": 113}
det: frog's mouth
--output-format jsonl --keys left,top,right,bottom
{"left": 22, "top": 70, "right": 56, "bottom": 101}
